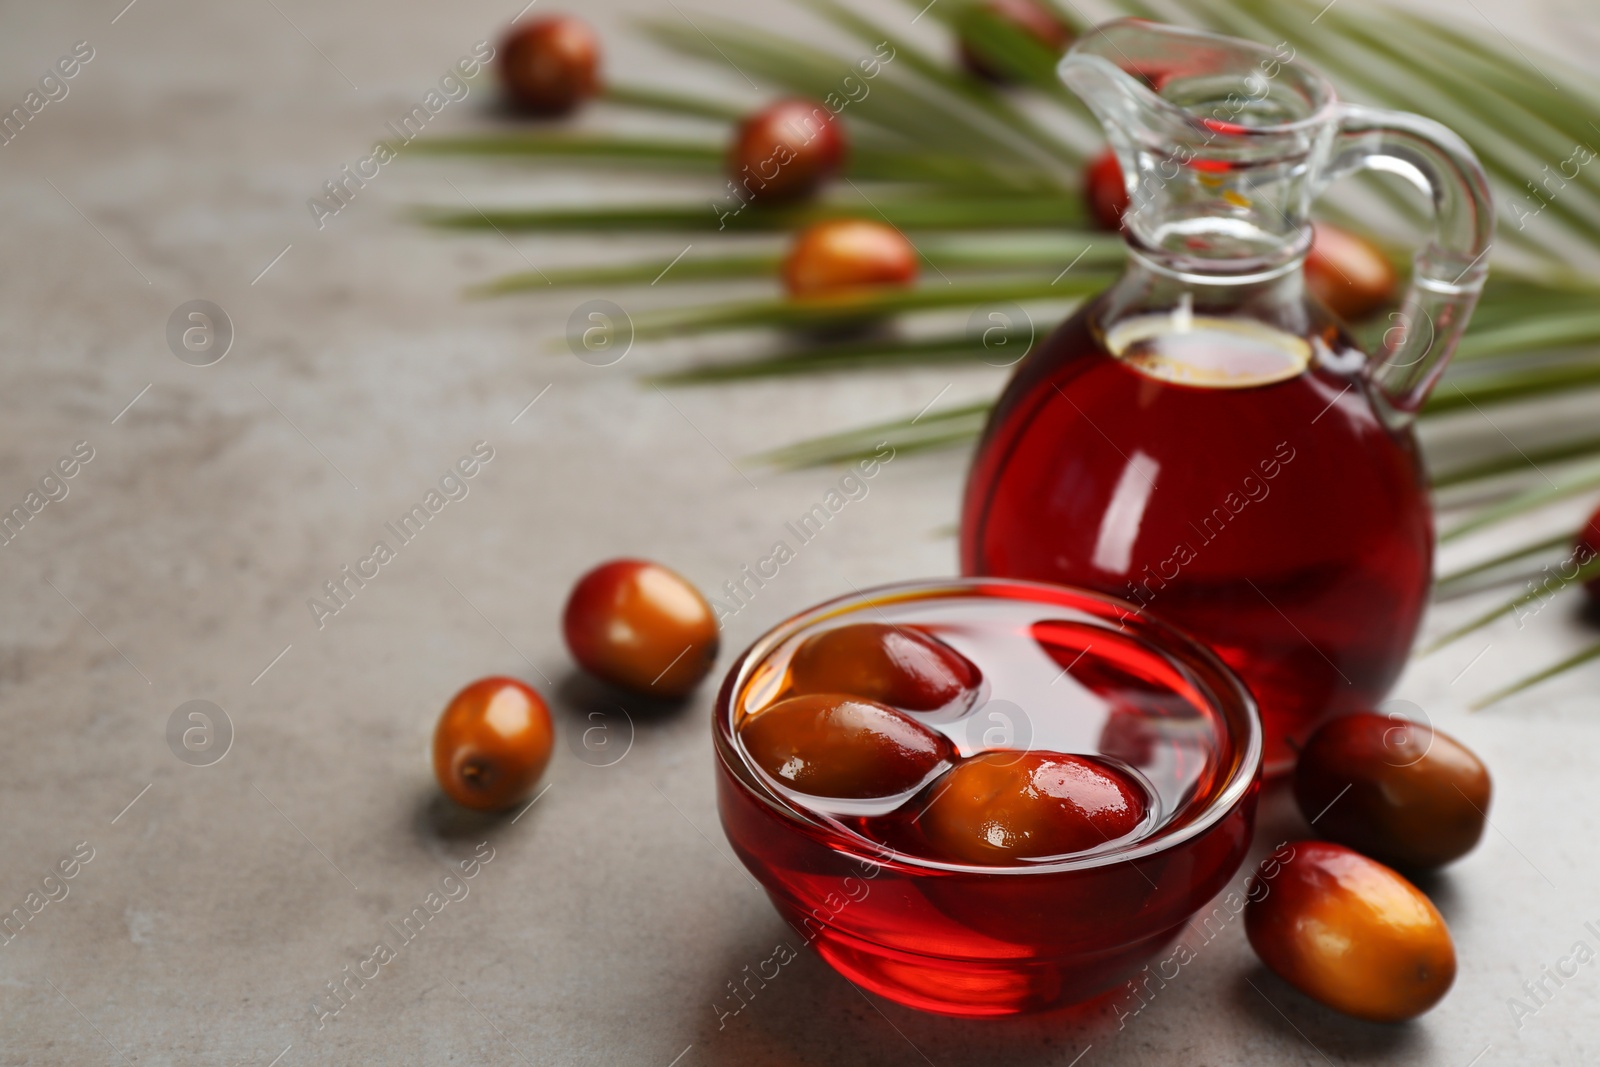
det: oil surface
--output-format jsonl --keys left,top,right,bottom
{"left": 734, "top": 594, "right": 1237, "bottom": 862}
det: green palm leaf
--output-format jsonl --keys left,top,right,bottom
{"left": 651, "top": 334, "right": 1002, "bottom": 385}
{"left": 470, "top": 232, "right": 1122, "bottom": 294}
{"left": 1424, "top": 556, "right": 1600, "bottom": 653}
{"left": 631, "top": 276, "right": 1105, "bottom": 338}
{"left": 755, "top": 400, "right": 993, "bottom": 468}
{"left": 798, "top": 0, "right": 1087, "bottom": 165}
{"left": 1441, "top": 458, "right": 1600, "bottom": 544}
{"left": 1434, "top": 532, "right": 1577, "bottom": 597}
{"left": 410, "top": 132, "right": 1030, "bottom": 187}
{"left": 416, "top": 193, "right": 1090, "bottom": 231}
{"left": 637, "top": 14, "right": 1076, "bottom": 184}
{"left": 603, "top": 82, "right": 746, "bottom": 122}
{"left": 1474, "top": 642, "right": 1600, "bottom": 709}
{"left": 1431, "top": 434, "right": 1600, "bottom": 490}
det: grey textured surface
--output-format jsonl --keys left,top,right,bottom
{"left": 1, "top": 0, "right": 1598, "bottom": 1064}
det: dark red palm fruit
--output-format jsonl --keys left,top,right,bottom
{"left": 1293, "top": 712, "right": 1490, "bottom": 869}
{"left": 500, "top": 16, "right": 601, "bottom": 116}
{"left": 738, "top": 693, "right": 954, "bottom": 799}
{"left": 1085, "top": 148, "right": 1129, "bottom": 231}
{"left": 727, "top": 99, "right": 847, "bottom": 204}
{"left": 784, "top": 622, "right": 980, "bottom": 713}
{"left": 957, "top": 0, "right": 1074, "bottom": 83}
{"left": 433, "top": 677, "right": 554, "bottom": 811}
{"left": 1574, "top": 502, "right": 1600, "bottom": 600}
{"left": 562, "top": 559, "right": 719, "bottom": 698}
{"left": 919, "top": 751, "right": 1147, "bottom": 864}
{"left": 781, "top": 220, "right": 919, "bottom": 297}
{"left": 1304, "top": 223, "right": 1399, "bottom": 321}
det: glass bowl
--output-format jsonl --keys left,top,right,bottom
{"left": 712, "top": 578, "right": 1262, "bottom": 1016}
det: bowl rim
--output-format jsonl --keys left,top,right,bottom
{"left": 712, "top": 576, "right": 1263, "bottom": 876}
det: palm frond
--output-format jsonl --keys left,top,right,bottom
{"left": 1435, "top": 531, "right": 1577, "bottom": 597}
{"left": 799, "top": 0, "right": 1087, "bottom": 164}
{"left": 631, "top": 276, "right": 1105, "bottom": 338}
{"left": 471, "top": 232, "right": 1122, "bottom": 295}
{"left": 1431, "top": 434, "right": 1600, "bottom": 490}
{"left": 1441, "top": 458, "right": 1600, "bottom": 544}
{"left": 637, "top": 14, "right": 1077, "bottom": 185}
{"left": 650, "top": 333, "right": 991, "bottom": 384}
{"left": 1424, "top": 555, "right": 1600, "bottom": 653}
{"left": 755, "top": 400, "right": 992, "bottom": 468}
{"left": 1474, "top": 641, "right": 1600, "bottom": 709}
{"left": 603, "top": 82, "right": 746, "bottom": 121}
{"left": 1428, "top": 363, "right": 1600, "bottom": 415}
{"left": 416, "top": 192, "right": 1090, "bottom": 232}
{"left": 411, "top": 132, "right": 1027, "bottom": 186}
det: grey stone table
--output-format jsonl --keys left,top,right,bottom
{"left": 1, "top": 0, "right": 1597, "bottom": 1063}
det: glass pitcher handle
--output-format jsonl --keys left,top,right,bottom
{"left": 1321, "top": 103, "right": 1495, "bottom": 425}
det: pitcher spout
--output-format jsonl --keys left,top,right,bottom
{"left": 1060, "top": 19, "right": 1339, "bottom": 276}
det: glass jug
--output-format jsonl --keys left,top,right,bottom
{"left": 959, "top": 19, "right": 1494, "bottom": 773}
